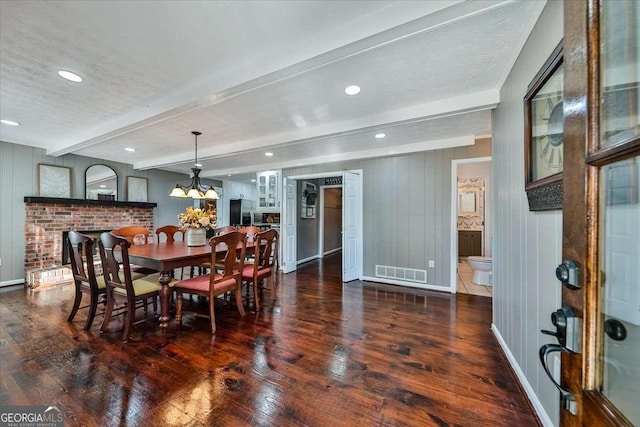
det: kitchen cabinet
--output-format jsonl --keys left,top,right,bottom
{"left": 257, "top": 170, "right": 280, "bottom": 210}
{"left": 225, "top": 180, "right": 255, "bottom": 200}
{"left": 458, "top": 230, "right": 482, "bottom": 257}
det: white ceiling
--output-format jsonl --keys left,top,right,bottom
{"left": 0, "top": 0, "right": 545, "bottom": 182}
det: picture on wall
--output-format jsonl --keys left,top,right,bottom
{"left": 301, "top": 181, "right": 317, "bottom": 219}
{"left": 38, "top": 164, "right": 72, "bottom": 198}
{"left": 126, "top": 176, "right": 148, "bottom": 202}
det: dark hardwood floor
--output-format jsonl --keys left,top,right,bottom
{"left": 0, "top": 253, "right": 539, "bottom": 426}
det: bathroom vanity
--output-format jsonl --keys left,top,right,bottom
{"left": 458, "top": 230, "right": 482, "bottom": 257}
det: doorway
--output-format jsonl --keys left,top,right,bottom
{"left": 450, "top": 156, "right": 492, "bottom": 294}
{"left": 318, "top": 185, "right": 343, "bottom": 259}
{"left": 281, "top": 170, "right": 363, "bottom": 283}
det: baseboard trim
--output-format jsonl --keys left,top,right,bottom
{"left": 323, "top": 247, "right": 342, "bottom": 256}
{"left": 0, "top": 278, "right": 24, "bottom": 288}
{"left": 491, "top": 323, "right": 555, "bottom": 427}
{"left": 297, "top": 255, "right": 320, "bottom": 265}
{"left": 361, "top": 275, "right": 449, "bottom": 292}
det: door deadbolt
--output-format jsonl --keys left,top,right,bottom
{"left": 556, "top": 260, "right": 580, "bottom": 289}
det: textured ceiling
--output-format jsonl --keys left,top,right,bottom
{"left": 0, "top": 0, "right": 545, "bottom": 181}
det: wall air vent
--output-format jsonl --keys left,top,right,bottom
{"left": 375, "top": 265, "right": 427, "bottom": 284}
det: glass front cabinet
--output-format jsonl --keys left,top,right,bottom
{"left": 257, "top": 170, "right": 281, "bottom": 211}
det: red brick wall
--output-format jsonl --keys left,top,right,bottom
{"left": 24, "top": 202, "right": 154, "bottom": 271}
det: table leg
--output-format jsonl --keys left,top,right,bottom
{"left": 158, "top": 271, "right": 172, "bottom": 328}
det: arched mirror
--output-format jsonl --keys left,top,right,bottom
{"left": 85, "top": 165, "right": 118, "bottom": 200}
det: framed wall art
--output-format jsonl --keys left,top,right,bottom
{"left": 38, "top": 164, "right": 72, "bottom": 198}
{"left": 301, "top": 181, "right": 316, "bottom": 219}
{"left": 524, "top": 41, "right": 564, "bottom": 211}
{"left": 126, "top": 176, "right": 148, "bottom": 202}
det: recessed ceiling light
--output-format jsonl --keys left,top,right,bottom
{"left": 194, "top": 163, "right": 202, "bottom": 167}
{"left": 0, "top": 119, "right": 20, "bottom": 126}
{"left": 227, "top": 174, "right": 232, "bottom": 177}
{"left": 251, "top": 179, "right": 256, "bottom": 182}
{"left": 375, "top": 133, "right": 386, "bottom": 139}
{"left": 265, "top": 152, "right": 274, "bottom": 157}
{"left": 124, "top": 147, "right": 135, "bottom": 152}
{"left": 99, "top": 185, "right": 106, "bottom": 188}
{"left": 344, "top": 85, "right": 361, "bottom": 95}
{"left": 57, "top": 70, "right": 83, "bottom": 83}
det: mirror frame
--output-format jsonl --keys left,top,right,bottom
{"left": 458, "top": 188, "right": 479, "bottom": 217}
{"left": 85, "top": 164, "right": 118, "bottom": 201}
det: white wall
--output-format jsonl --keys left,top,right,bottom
{"left": 492, "top": 1, "right": 563, "bottom": 425}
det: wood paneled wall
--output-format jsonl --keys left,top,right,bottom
{"left": 0, "top": 141, "right": 221, "bottom": 285}
{"left": 492, "top": 1, "right": 563, "bottom": 426}
{"left": 283, "top": 138, "right": 491, "bottom": 287}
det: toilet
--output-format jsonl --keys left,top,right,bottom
{"left": 467, "top": 256, "right": 493, "bottom": 285}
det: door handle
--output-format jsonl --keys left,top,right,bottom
{"left": 539, "top": 306, "right": 581, "bottom": 416}
{"left": 604, "top": 318, "right": 627, "bottom": 341}
{"left": 539, "top": 344, "right": 577, "bottom": 415}
{"left": 541, "top": 306, "right": 581, "bottom": 352}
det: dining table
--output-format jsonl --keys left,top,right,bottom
{"left": 126, "top": 240, "right": 256, "bottom": 328}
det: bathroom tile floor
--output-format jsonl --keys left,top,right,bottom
{"left": 457, "top": 259, "right": 492, "bottom": 297}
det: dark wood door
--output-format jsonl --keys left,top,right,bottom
{"left": 561, "top": 1, "right": 639, "bottom": 426}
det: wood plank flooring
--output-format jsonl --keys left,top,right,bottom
{"left": 0, "top": 253, "right": 540, "bottom": 426}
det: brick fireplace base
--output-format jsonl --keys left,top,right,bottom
{"left": 24, "top": 197, "right": 157, "bottom": 289}
{"left": 25, "top": 266, "right": 73, "bottom": 290}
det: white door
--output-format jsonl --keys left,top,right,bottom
{"left": 281, "top": 178, "right": 297, "bottom": 273}
{"left": 342, "top": 171, "right": 362, "bottom": 282}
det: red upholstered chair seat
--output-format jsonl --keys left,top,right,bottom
{"left": 173, "top": 274, "right": 237, "bottom": 293}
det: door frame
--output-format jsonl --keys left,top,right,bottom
{"left": 282, "top": 170, "right": 363, "bottom": 282}
{"left": 450, "top": 156, "right": 492, "bottom": 293}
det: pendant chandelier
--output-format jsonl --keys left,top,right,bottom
{"left": 169, "top": 131, "right": 220, "bottom": 199}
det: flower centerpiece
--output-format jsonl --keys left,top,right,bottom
{"left": 178, "top": 206, "right": 217, "bottom": 246}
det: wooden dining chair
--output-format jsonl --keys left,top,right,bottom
{"left": 174, "top": 231, "right": 247, "bottom": 334}
{"left": 68, "top": 231, "right": 150, "bottom": 330}
{"left": 67, "top": 231, "right": 107, "bottom": 330}
{"left": 111, "top": 226, "right": 152, "bottom": 245}
{"left": 196, "top": 225, "right": 237, "bottom": 276}
{"left": 156, "top": 225, "right": 187, "bottom": 278}
{"left": 98, "top": 232, "right": 174, "bottom": 342}
{"left": 155, "top": 225, "right": 184, "bottom": 243}
{"left": 240, "top": 229, "right": 279, "bottom": 311}
{"left": 111, "top": 226, "right": 157, "bottom": 275}
{"left": 213, "top": 225, "right": 236, "bottom": 236}
{"left": 237, "top": 226, "right": 261, "bottom": 264}
{"left": 237, "top": 226, "right": 261, "bottom": 243}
